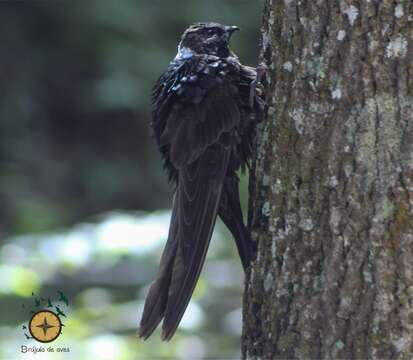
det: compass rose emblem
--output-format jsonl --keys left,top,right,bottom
{"left": 28, "top": 310, "right": 62, "bottom": 343}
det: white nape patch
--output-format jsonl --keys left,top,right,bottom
{"left": 343, "top": 5, "right": 359, "bottom": 26}
{"left": 386, "top": 35, "right": 408, "bottom": 58}
{"left": 395, "top": 4, "right": 404, "bottom": 18}
{"left": 337, "top": 30, "right": 346, "bottom": 41}
{"left": 175, "top": 46, "right": 194, "bottom": 60}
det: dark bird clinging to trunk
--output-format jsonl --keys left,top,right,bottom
{"left": 139, "top": 22, "right": 263, "bottom": 341}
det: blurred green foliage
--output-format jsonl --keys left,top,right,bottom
{"left": 0, "top": 0, "right": 262, "bottom": 358}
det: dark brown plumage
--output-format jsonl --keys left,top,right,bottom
{"left": 139, "top": 22, "right": 263, "bottom": 341}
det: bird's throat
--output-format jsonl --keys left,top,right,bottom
{"left": 174, "top": 46, "right": 194, "bottom": 60}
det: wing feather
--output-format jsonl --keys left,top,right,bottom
{"left": 161, "top": 137, "right": 232, "bottom": 340}
{"left": 140, "top": 66, "right": 241, "bottom": 340}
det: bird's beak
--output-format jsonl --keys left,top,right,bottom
{"left": 225, "top": 25, "right": 239, "bottom": 36}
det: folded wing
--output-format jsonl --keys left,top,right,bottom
{"left": 139, "top": 80, "right": 240, "bottom": 340}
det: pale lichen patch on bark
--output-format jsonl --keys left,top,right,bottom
{"left": 342, "top": 4, "right": 359, "bottom": 26}
{"left": 337, "top": 30, "right": 346, "bottom": 41}
{"left": 385, "top": 35, "right": 408, "bottom": 59}
{"left": 394, "top": 4, "right": 404, "bottom": 19}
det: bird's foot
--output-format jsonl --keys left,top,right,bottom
{"left": 249, "top": 63, "right": 268, "bottom": 109}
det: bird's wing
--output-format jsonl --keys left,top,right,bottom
{"left": 139, "top": 77, "right": 240, "bottom": 340}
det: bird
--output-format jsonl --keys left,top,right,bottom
{"left": 47, "top": 298, "right": 53, "bottom": 308}
{"left": 139, "top": 22, "right": 264, "bottom": 341}
{"left": 57, "top": 291, "right": 69, "bottom": 306}
{"left": 55, "top": 305, "right": 67, "bottom": 318}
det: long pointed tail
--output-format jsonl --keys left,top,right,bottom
{"left": 218, "top": 175, "right": 256, "bottom": 271}
{"left": 139, "top": 199, "right": 179, "bottom": 340}
{"left": 139, "top": 141, "right": 231, "bottom": 340}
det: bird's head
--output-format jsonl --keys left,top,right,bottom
{"left": 177, "top": 22, "right": 239, "bottom": 59}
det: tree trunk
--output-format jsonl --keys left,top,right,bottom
{"left": 243, "top": 1, "right": 413, "bottom": 359}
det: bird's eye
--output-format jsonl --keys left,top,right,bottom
{"left": 207, "top": 29, "right": 215, "bottom": 35}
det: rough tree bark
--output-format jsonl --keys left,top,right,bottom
{"left": 243, "top": 0, "right": 412, "bottom": 359}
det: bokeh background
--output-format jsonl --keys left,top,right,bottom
{"left": 0, "top": 1, "right": 262, "bottom": 359}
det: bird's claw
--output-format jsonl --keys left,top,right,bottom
{"left": 249, "top": 63, "right": 267, "bottom": 109}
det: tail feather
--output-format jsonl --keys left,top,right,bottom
{"left": 161, "top": 191, "right": 221, "bottom": 340}
{"left": 139, "top": 199, "right": 179, "bottom": 339}
{"left": 139, "top": 140, "right": 231, "bottom": 340}
{"left": 218, "top": 175, "right": 255, "bottom": 271}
